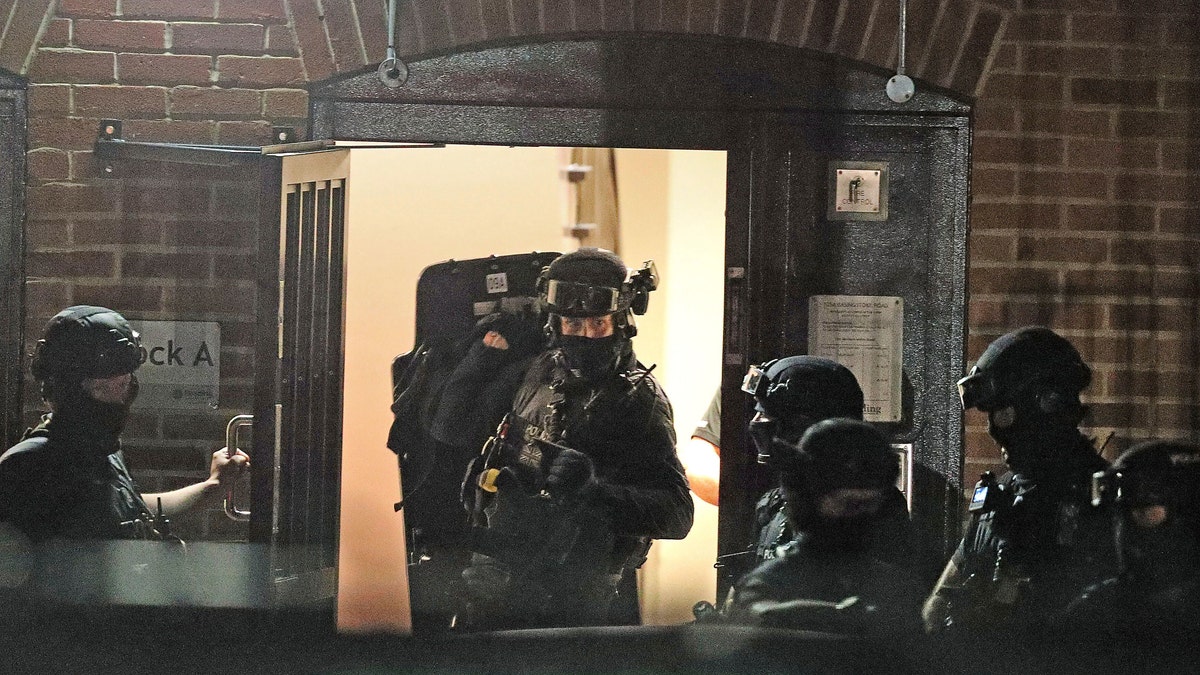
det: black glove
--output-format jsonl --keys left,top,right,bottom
{"left": 475, "top": 312, "right": 545, "bottom": 357}
{"left": 545, "top": 447, "right": 596, "bottom": 499}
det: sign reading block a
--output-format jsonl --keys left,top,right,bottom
{"left": 129, "top": 320, "right": 220, "bottom": 410}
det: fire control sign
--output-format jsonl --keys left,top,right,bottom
{"left": 129, "top": 320, "right": 220, "bottom": 410}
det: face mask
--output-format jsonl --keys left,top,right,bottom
{"left": 53, "top": 374, "right": 139, "bottom": 446}
{"left": 559, "top": 334, "right": 617, "bottom": 377}
{"left": 1118, "top": 511, "right": 1199, "bottom": 589}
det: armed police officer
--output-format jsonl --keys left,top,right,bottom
{"left": 1063, "top": 440, "right": 1200, "bottom": 640}
{"left": 724, "top": 418, "right": 925, "bottom": 639}
{"left": 741, "top": 356, "right": 911, "bottom": 572}
{"left": 0, "top": 306, "right": 249, "bottom": 544}
{"left": 922, "top": 326, "right": 1115, "bottom": 635}
{"left": 436, "top": 248, "right": 692, "bottom": 630}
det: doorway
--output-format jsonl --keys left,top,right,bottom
{"left": 337, "top": 144, "right": 727, "bottom": 630}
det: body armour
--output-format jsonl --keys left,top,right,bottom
{"left": 0, "top": 415, "right": 154, "bottom": 542}
{"left": 461, "top": 348, "right": 692, "bottom": 629}
{"left": 922, "top": 436, "right": 1116, "bottom": 634}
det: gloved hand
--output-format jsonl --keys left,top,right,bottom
{"left": 475, "top": 312, "right": 545, "bottom": 357}
{"left": 545, "top": 447, "right": 597, "bottom": 499}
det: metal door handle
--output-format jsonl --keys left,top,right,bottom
{"left": 224, "top": 414, "right": 254, "bottom": 522}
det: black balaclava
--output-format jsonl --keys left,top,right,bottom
{"left": 542, "top": 248, "right": 633, "bottom": 380}
{"left": 743, "top": 355, "right": 864, "bottom": 467}
{"left": 776, "top": 419, "right": 899, "bottom": 553}
{"left": 956, "top": 326, "right": 1092, "bottom": 476}
{"left": 1105, "top": 441, "right": 1200, "bottom": 593}
{"left": 31, "top": 305, "right": 142, "bottom": 454}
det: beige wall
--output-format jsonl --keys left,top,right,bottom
{"left": 617, "top": 149, "right": 727, "bottom": 624}
{"left": 340, "top": 145, "right": 566, "bottom": 632}
{"left": 337, "top": 144, "right": 725, "bottom": 631}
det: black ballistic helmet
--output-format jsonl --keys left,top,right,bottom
{"left": 742, "top": 356, "right": 864, "bottom": 422}
{"left": 1092, "top": 440, "right": 1200, "bottom": 514}
{"left": 30, "top": 306, "right": 142, "bottom": 383}
{"left": 782, "top": 418, "right": 899, "bottom": 494}
{"left": 541, "top": 248, "right": 628, "bottom": 318}
{"left": 957, "top": 326, "right": 1091, "bottom": 414}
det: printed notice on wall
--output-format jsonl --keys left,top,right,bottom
{"left": 807, "top": 296, "right": 903, "bottom": 422}
{"left": 129, "top": 320, "right": 220, "bottom": 410}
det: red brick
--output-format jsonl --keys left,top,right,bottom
{"left": 122, "top": 0, "right": 215, "bottom": 20}
{"left": 26, "top": 149, "right": 70, "bottom": 181}
{"left": 41, "top": 19, "right": 72, "bottom": 48}
{"left": 1066, "top": 204, "right": 1156, "bottom": 232}
{"left": 29, "top": 49, "right": 116, "bottom": 84}
{"left": 73, "top": 284, "right": 164, "bottom": 313}
{"left": 1020, "top": 107, "right": 1112, "bottom": 137}
{"left": 1072, "top": 14, "right": 1161, "bottom": 45}
{"left": 988, "top": 44, "right": 1017, "bottom": 73}
{"left": 215, "top": 120, "right": 274, "bottom": 145}
{"left": 69, "top": 150, "right": 114, "bottom": 180}
{"left": 218, "top": 0, "right": 288, "bottom": 23}
{"left": 27, "top": 251, "right": 116, "bottom": 278}
{"left": 1113, "top": 174, "right": 1198, "bottom": 203}
{"left": 58, "top": 0, "right": 118, "bottom": 18}
{"left": 974, "top": 103, "right": 1017, "bottom": 133}
{"left": 72, "top": 217, "right": 166, "bottom": 245}
{"left": 543, "top": 0, "right": 573, "bottom": 32}
{"left": 415, "top": 0, "right": 453, "bottom": 51}
{"left": 1067, "top": 139, "right": 1157, "bottom": 170}
{"left": 510, "top": 0, "right": 540, "bottom": 35}
{"left": 1010, "top": 13, "right": 1065, "bottom": 41}
{"left": 323, "top": 0, "right": 368, "bottom": 71}
{"left": 214, "top": 253, "right": 256, "bottom": 279}
{"left": 972, "top": 268, "right": 1059, "bottom": 295}
{"left": 122, "top": 119, "right": 217, "bottom": 144}
{"left": 1111, "top": 238, "right": 1197, "bottom": 268}
{"left": 449, "top": 0, "right": 488, "bottom": 42}
{"left": 265, "top": 25, "right": 299, "bottom": 56}
{"left": 921, "top": 2, "right": 971, "bottom": 86}
{"left": 1117, "top": 111, "right": 1192, "bottom": 138}
{"left": 1163, "top": 81, "right": 1200, "bottom": 111}
{"left": 574, "top": 0, "right": 603, "bottom": 31}
{"left": 975, "top": 136, "right": 1064, "bottom": 167}
{"left": 971, "top": 167, "right": 1016, "bottom": 197}
{"left": 171, "top": 22, "right": 266, "bottom": 55}
{"left": 123, "top": 184, "right": 212, "bottom": 214}
{"left": 74, "top": 19, "right": 167, "bottom": 51}
{"left": 74, "top": 85, "right": 169, "bottom": 118}
{"left": 1159, "top": 207, "right": 1200, "bottom": 234}
{"left": 216, "top": 55, "right": 304, "bottom": 88}
{"left": 263, "top": 89, "right": 308, "bottom": 118}
{"left": 969, "top": 234, "right": 1015, "bottom": 262}
{"left": 1109, "top": 303, "right": 1196, "bottom": 332}
{"left": 1017, "top": 171, "right": 1107, "bottom": 199}
{"left": 394, "top": 0, "right": 421, "bottom": 55}
{"left": 1083, "top": 334, "right": 1185, "bottom": 366}
{"left": 1022, "top": 45, "right": 1113, "bottom": 76}
{"left": 162, "top": 283, "right": 256, "bottom": 314}
{"left": 118, "top": 53, "right": 212, "bottom": 86}
{"left": 169, "top": 86, "right": 262, "bottom": 118}
{"left": 123, "top": 252, "right": 211, "bottom": 279}
{"left": 27, "top": 183, "right": 120, "bottom": 214}
{"left": 1015, "top": 235, "right": 1108, "bottom": 264}
{"left": 983, "top": 73, "right": 1065, "bottom": 102}
{"left": 1062, "top": 268, "right": 1154, "bottom": 297}
{"left": 25, "top": 218, "right": 70, "bottom": 248}
{"left": 972, "top": 202, "right": 1062, "bottom": 230}
{"left": 355, "top": 0, "right": 390, "bottom": 54}
{"left": 28, "top": 117, "right": 103, "bottom": 151}
{"left": 174, "top": 217, "right": 257, "bottom": 247}
{"left": 289, "top": 0, "right": 335, "bottom": 80}
{"left": 28, "top": 85, "right": 72, "bottom": 115}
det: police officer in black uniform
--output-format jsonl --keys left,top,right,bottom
{"left": 741, "top": 356, "right": 911, "bottom": 570}
{"left": 0, "top": 306, "right": 248, "bottom": 544}
{"left": 922, "top": 326, "right": 1115, "bottom": 634}
{"left": 437, "top": 249, "right": 692, "bottom": 630}
{"left": 724, "top": 419, "right": 925, "bottom": 638}
{"left": 1063, "top": 439, "right": 1200, "bottom": 638}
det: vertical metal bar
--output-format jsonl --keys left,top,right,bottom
{"left": 897, "top": 0, "right": 908, "bottom": 74}
{"left": 325, "top": 182, "right": 347, "bottom": 568}
{"left": 309, "top": 181, "right": 331, "bottom": 569}
{"left": 251, "top": 157, "right": 285, "bottom": 545}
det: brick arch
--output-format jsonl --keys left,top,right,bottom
{"left": 291, "top": 0, "right": 1008, "bottom": 98}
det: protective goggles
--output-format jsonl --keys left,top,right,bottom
{"left": 956, "top": 366, "right": 1000, "bottom": 412}
{"left": 90, "top": 327, "right": 143, "bottom": 377}
{"left": 544, "top": 279, "right": 621, "bottom": 317}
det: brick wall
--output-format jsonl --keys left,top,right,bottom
{"left": 967, "top": 2, "right": 1200, "bottom": 482}
{"left": 1, "top": 0, "right": 1197, "bottom": 537}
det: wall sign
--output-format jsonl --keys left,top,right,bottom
{"left": 807, "top": 295, "right": 904, "bottom": 422}
{"left": 827, "top": 160, "right": 889, "bottom": 221}
{"left": 129, "top": 320, "right": 220, "bottom": 410}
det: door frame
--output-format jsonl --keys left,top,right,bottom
{"left": 0, "top": 68, "right": 26, "bottom": 449}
